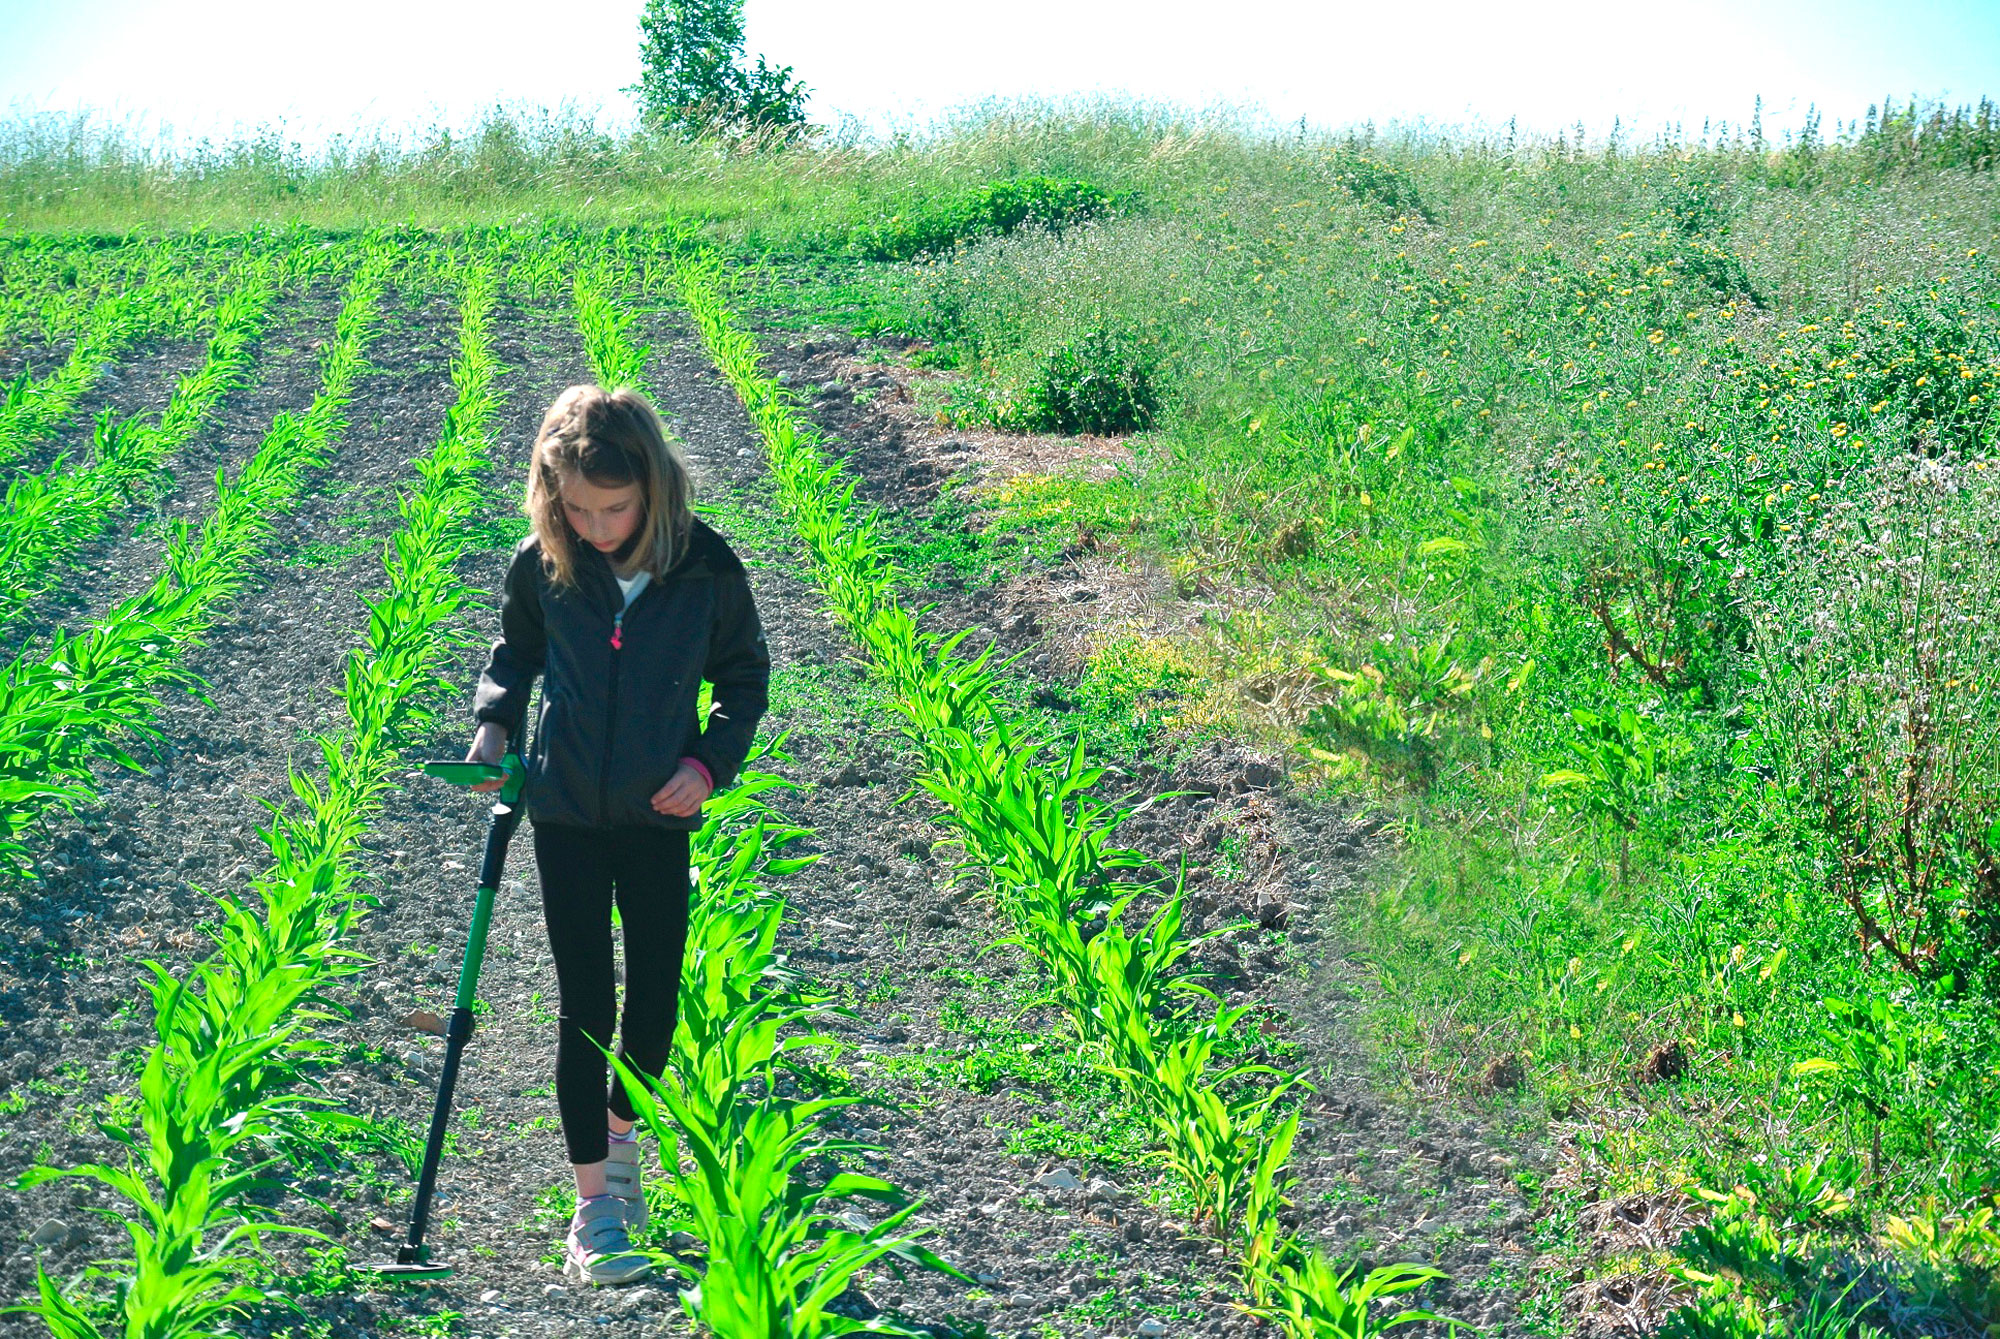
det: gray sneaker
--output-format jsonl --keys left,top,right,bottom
{"left": 564, "top": 1196, "right": 651, "bottom": 1286}
{"left": 604, "top": 1136, "right": 647, "bottom": 1234}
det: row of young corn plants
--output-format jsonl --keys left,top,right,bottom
{"left": 0, "top": 240, "right": 242, "bottom": 472}
{"left": 0, "top": 233, "right": 252, "bottom": 352}
{"left": 0, "top": 241, "right": 394, "bottom": 873}
{"left": 0, "top": 258, "right": 287, "bottom": 638}
{"left": 15, "top": 255, "right": 510, "bottom": 1339}
{"left": 573, "top": 270, "right": 963, "bottom": 1338}
{"left": 671, "top": 249, "right": 1452, "bottom": 1338}
{"left": 619, "top": 769, "right": 962, "bottom": 1337}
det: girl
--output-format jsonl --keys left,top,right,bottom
{"left": 467, "top": 384, "right": 770, "bottom": 1286}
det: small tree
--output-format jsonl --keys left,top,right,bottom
{"left": 630, "top": 0, "right": 810, "bottom": 139}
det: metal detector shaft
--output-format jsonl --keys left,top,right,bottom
{"left": 395, "top": 759, "right": 524, "bottom": 1268}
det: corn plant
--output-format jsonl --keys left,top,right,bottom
{"left": 575, "top": 260, "right": 651, "bottom": 390}
{"left": 0, "top": 260, "right": 281, "bottom": 637}
{"left": 1111, "top": 1004, "right": 1307, "bottom": 1238}
{"left": 1240, "top": 1253, "right": 1454, "bottom": 1338}
{"left": 10, "top": 254, "right": 514, "bottom": 1339}
{"left": 622, "top": 1052, "right": 954, "bottom": 1339}
{"left": 616, "top": 784, "right": 961, "bottom": 1337}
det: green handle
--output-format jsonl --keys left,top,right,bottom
{"left": 455, "top": 883, "right": 496, "bottom": 1011}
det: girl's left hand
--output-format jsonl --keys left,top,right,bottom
{"left": 651, "top": 763, "right": 713, "bottom": 817}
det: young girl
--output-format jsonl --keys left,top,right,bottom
{"left": 467, "top": 385, "right": 769, "bottom": 1286}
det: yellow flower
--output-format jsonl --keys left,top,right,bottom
{"left": 1648, "top": 330, "right": 1666, "bottom": 345}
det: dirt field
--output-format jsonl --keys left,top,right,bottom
{"left": 0, "top": 295, "right": 1545, "bottom": 1338}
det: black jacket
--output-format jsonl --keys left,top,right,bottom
{"left": 472, "top": 519, "right": 770, "bottom": 831}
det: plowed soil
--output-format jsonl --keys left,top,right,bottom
{"left": 0, "top": 296, "right": 1547, "bottom": 1339}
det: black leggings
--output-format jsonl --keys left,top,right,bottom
{"left": 533, "top": 822, "right": 691, "bottom": 1166}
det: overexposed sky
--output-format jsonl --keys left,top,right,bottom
{"left": 1, "top": 0, "right": 1996, "bottom": 147}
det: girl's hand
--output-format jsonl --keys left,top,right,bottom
{"left": 651, "top": 763, "right": 713, "bottom": 817}
{"left": 467, "top": 722, "right": 509, "bottom": 792}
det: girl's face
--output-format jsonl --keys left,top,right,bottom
{"left": 559, "top": 469, "right": 644, "bottom": 554}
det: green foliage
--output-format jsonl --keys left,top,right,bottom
{"left": 1240, "top": 1256, "right": 1452, "bottom": 1338}
{"left": 1663, "top": 1187, "right": 1893, "bottom": 1339}
{"left": 574, "top": 262, "right": 651, "bottom": 390}
{"left": 631, "top": 0, "right": 809, "bottom": 139}
{"left": 631, "top": 103, "right": 2000, "bottom": 1312}
{"left": 1857, "top": 96, "right": 2000, "bottom": 175}
{"left": 1014, "top": 326, "right": 1161, "bottom": 434}
{"left": 853, "top": 177, "right": 1115, "bottom": 262}
{"left": 9, "top": 249, "right": 509, "bottom": 1339}
{"left": 933, "top": 324, "right": 1163, "bottom": 436}
{"left": 1750, "top": 454, "right": 2000, "bottom": 983}
{"left": 1325, "top": 148, "right": 1433, "bottom": 222}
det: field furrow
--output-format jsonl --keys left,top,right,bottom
{"left": 0, "top": 252, "right": 399, "bottom": 879}
{"left": 177, "top": 297, "right": 602, "bottom": 1333}
{"left": 0, "top": 263, "right": 280, "bottom": 640}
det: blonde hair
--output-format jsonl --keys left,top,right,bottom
{"left": 526, "top": 385, "right": 693, "bottom": 588}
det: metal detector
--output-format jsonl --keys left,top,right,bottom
{"left": 362, "top": 753, "right": 525, "bottom": 1281}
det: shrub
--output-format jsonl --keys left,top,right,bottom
{"left": 854, "top": 176, "right": 1115, "bottom": 261}
{"left": 1016, "top": 326, "right": 1161, "bottom": 435}
{"left": 1328, "top": 148, "right": 1433, "bottom": 222}
{"left": 1751, "top": 456, "right": 2000, "bottom": 982}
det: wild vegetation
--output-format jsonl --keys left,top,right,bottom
{"left": 1, "top": 88, "right": 1997, "bottom": 1339}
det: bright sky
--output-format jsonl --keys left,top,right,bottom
{"left": 1, "top": 0, "right": 1995, "bottom": 147}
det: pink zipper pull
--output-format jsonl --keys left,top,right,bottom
{"left": 611, "top": 614, "right": 624, "bottom": 650}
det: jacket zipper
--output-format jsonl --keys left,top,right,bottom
{"left": 597, "top": 565, "right": 656, "bottom": 826}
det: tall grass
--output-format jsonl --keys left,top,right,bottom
{"left": 819, "top": 107, "right": 2000, "bottom": 1337}
{"left": 4, "top": 98, "right": 1990, "bottom": 240}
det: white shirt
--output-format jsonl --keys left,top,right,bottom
{"left": 615, "top": 570, "right": 650, "bottom": 608}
